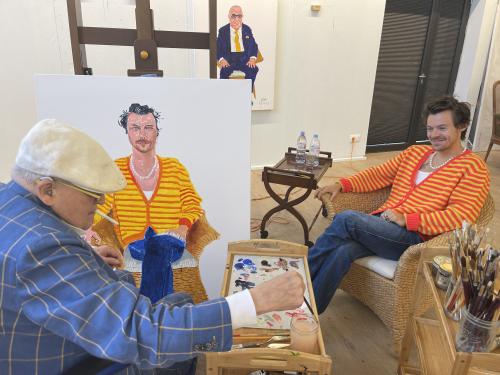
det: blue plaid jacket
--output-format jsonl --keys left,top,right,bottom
{"left": 0, "top": 181, "right": 232, "bottom": 374}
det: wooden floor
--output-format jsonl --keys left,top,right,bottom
{"left": 247, "top": 149, "right": 500, "bottom": 375}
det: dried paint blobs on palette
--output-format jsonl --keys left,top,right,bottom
{"left": 228, "top": 254, "right": 310, "bottom": 329}
{"left": 259, "top": 267, "right": 279, "bottom": 273}
{"left": 275, "top": 257, "right": 288, "bottom": 271}
{"left": 234, "top": 279, "right": 255, "bottom": 290}
{"left": 234, "top": 258, "right": 257, "bottom": 273}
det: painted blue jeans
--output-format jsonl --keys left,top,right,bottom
{"left": 307, "top": 210, "right": 423, "bottom": 314}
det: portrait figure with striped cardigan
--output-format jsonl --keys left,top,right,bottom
{"left": 309, "top": 96, "right": 490, "bottom": 314}
{"left": 88, "top": 103, "right": 206, "bottom": 296}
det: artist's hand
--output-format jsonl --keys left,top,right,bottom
{"left": 169, "top": 225, "right": 189, "bottom": 240}
{"left": 93, "top": 245, "right": 124, "bottom": 268}
{"left": 246, "top": 57, "right": 257, "bottom": 68}
{"left": 219, "top": 58, "right": 230, "bottom": 68}
{"left": 381, "top": 209, "right": 406, "bottom": 227}
{"left": 315, "top": 182, "right": 342, "bottom": 201}
{"left": 84, "top": 229, "right": 102, "bottom": 246}
{"left": 249, "top": 270, "right": 305, "bottom": 315}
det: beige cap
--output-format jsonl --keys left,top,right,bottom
{"left": 16, "top": 119, "right": 126, "bottom": 193}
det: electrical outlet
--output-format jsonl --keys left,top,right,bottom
{"left": 350, "top": 134, "right": 361, "bottom": 143}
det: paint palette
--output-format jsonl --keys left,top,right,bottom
{"left": 228, "top": 254, "right": 311, "bottom": 330}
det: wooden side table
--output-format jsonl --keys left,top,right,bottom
{"left": 260, "top": 148, "right": 332, "bottom": 247}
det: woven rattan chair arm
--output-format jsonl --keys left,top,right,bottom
{"left": 475, "top": 193, "right": 495, "bottom": 226}
{"left": 321, "top": 187, "right": 391, "bottom": 217}
{"left": 393, "top": 232, "right": 449, "bottom": 283}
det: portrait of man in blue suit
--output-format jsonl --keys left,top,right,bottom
{"left": 217, "top": 5, "right": 260, "bottom": 90}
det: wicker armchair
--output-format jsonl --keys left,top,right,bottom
{"left": 320, "top": 188, "right": 495, "bottom": 353}
{"left": 485, "top": 80, "right": 500, "bottom": 162}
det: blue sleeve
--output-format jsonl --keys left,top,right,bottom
{"left": 246, "top": 26, "right": 258, "bottom": 58}
{"left": 113, "top": 268, "right": 136, "bottom": 284}
{"left": 217, "top": 26, "right": 228, "bottom": 60}
{"left": 16, "top": 232, "right": 233, "bottom": 369}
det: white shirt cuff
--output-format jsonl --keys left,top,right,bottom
{"left": 225, "top": 289, "right": 257, "bottom": 329}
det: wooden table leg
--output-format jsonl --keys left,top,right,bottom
{"left": 260, "top": 170, "right": 316, "bottom": 246}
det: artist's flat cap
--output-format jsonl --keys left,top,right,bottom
{"left": 16, "top": 119, "right": 126, "bottom": 194}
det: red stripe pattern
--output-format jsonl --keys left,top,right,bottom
{"left": 96, "top": 156, "right": 203, "bottom": 246}
{"left": 339, "top": 145, "right": 490, "bottom": 237}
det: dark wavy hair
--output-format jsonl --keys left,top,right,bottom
{"left": 118, "top": 103, "right": 161, "bottom": 134}
{"left": 423, "top": 96, "right": 470, "bottom": 140}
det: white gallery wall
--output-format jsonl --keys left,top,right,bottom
{"left": 0, "top": 0, "right": 385, "bottom": 181}
{"left": 0, "top": 0, "right": 498, "bottom": 182}
{"left": 473, "top": 1, "right": 500, "bottom": 152}
{"left": 454, "top": 0, "right": 499, "bottom": 149}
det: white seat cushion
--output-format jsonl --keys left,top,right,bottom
{"left": 353, "top": 256, "right": 398, "bottom": 280}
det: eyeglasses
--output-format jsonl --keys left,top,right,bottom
{"left": 39, "top": 177, "right": 103, "bottom": 200}
{"left": 58, "top": 181, "right": 104, "bottom": 200}
{"left": 230, "top": 14, "right": 243, "bottom": 19}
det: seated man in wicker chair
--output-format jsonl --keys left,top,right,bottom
{"left": 309, "top": 96, "right": 490, "bottom": 314}
{"left": 86, "top": 103, "right": 212, "bottom": 303}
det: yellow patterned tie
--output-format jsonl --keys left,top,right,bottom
{"left": 234, "top": 29, "right": 242, "bottom": 52}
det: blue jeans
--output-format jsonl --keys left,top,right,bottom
{"left": 308, "top": 210, "right": 422, "bottom": 314}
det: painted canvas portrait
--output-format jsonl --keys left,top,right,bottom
{"left": 216, "top": 1, "right": 278, "bottom": 111}
{"left": 35, "top": 75, "right": 251, "bottom": 298}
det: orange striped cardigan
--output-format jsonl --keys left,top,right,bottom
{"left": 95, "top": 156, "right": 203, "bottom": 246}
{"left": 340, "top": 145, "right": 490, "bottom": 238}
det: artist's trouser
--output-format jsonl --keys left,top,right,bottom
{"left": 156, "top": 357, "right": 197, "bottom": 375}
{"left": 307, "top": 210, "right": 422, "bottom": 314}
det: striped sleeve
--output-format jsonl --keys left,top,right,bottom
{"left": 405, "top": 159, "right": 490, "bottom": 235}
{"left": 176, "top": 161, "right": 203, "bottom": 228}
{"left": 340, "top": 150, "right": 406, "bottom": 193}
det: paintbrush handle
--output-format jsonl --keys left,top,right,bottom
{"left": 484, "top": 299, "right": 500, "bottom": 321}
{"left": 462, "top": 279, "right": 472, "bottom": 307}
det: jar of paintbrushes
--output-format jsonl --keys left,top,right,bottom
{"left": 445, "top": 222, "right": 500, "bottom": 352}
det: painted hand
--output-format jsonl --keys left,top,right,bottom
{"left": 246, "top": 58, "right": 257, "bottom": 68}
{"left": 93, "top": 245, "right": 124, "bottom": 268}
{"left": 315, "top": 183, "right": 342, "bottom": 201}
{"left": 169, "top": 225, "right": 189, "bottom": 240}
{"left": 219, "top": 58, "right": 230, "bottom": 68}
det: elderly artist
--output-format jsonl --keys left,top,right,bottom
{"left": 0, "top": 119, "right": 305, "bottom": 374}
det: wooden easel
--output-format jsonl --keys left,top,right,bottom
{"left": 66, "top": 0, "right": 217, "bottom": 77}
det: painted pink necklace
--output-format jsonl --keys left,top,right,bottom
{"left": 130, "top": 154, "right": 158, "bottom": 180}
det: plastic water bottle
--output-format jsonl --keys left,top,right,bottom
{"left": 296, "top": 131, "right": 307, "bottom": 166}
{"left": 310, "top": 134, "right": 320, "bottom": 168}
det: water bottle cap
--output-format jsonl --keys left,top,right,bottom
{"left": 300, "top": 131, "right": 305, "bottom": 136}
{"left": 313, "top": 134, "right": 318, "bottom": 138}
